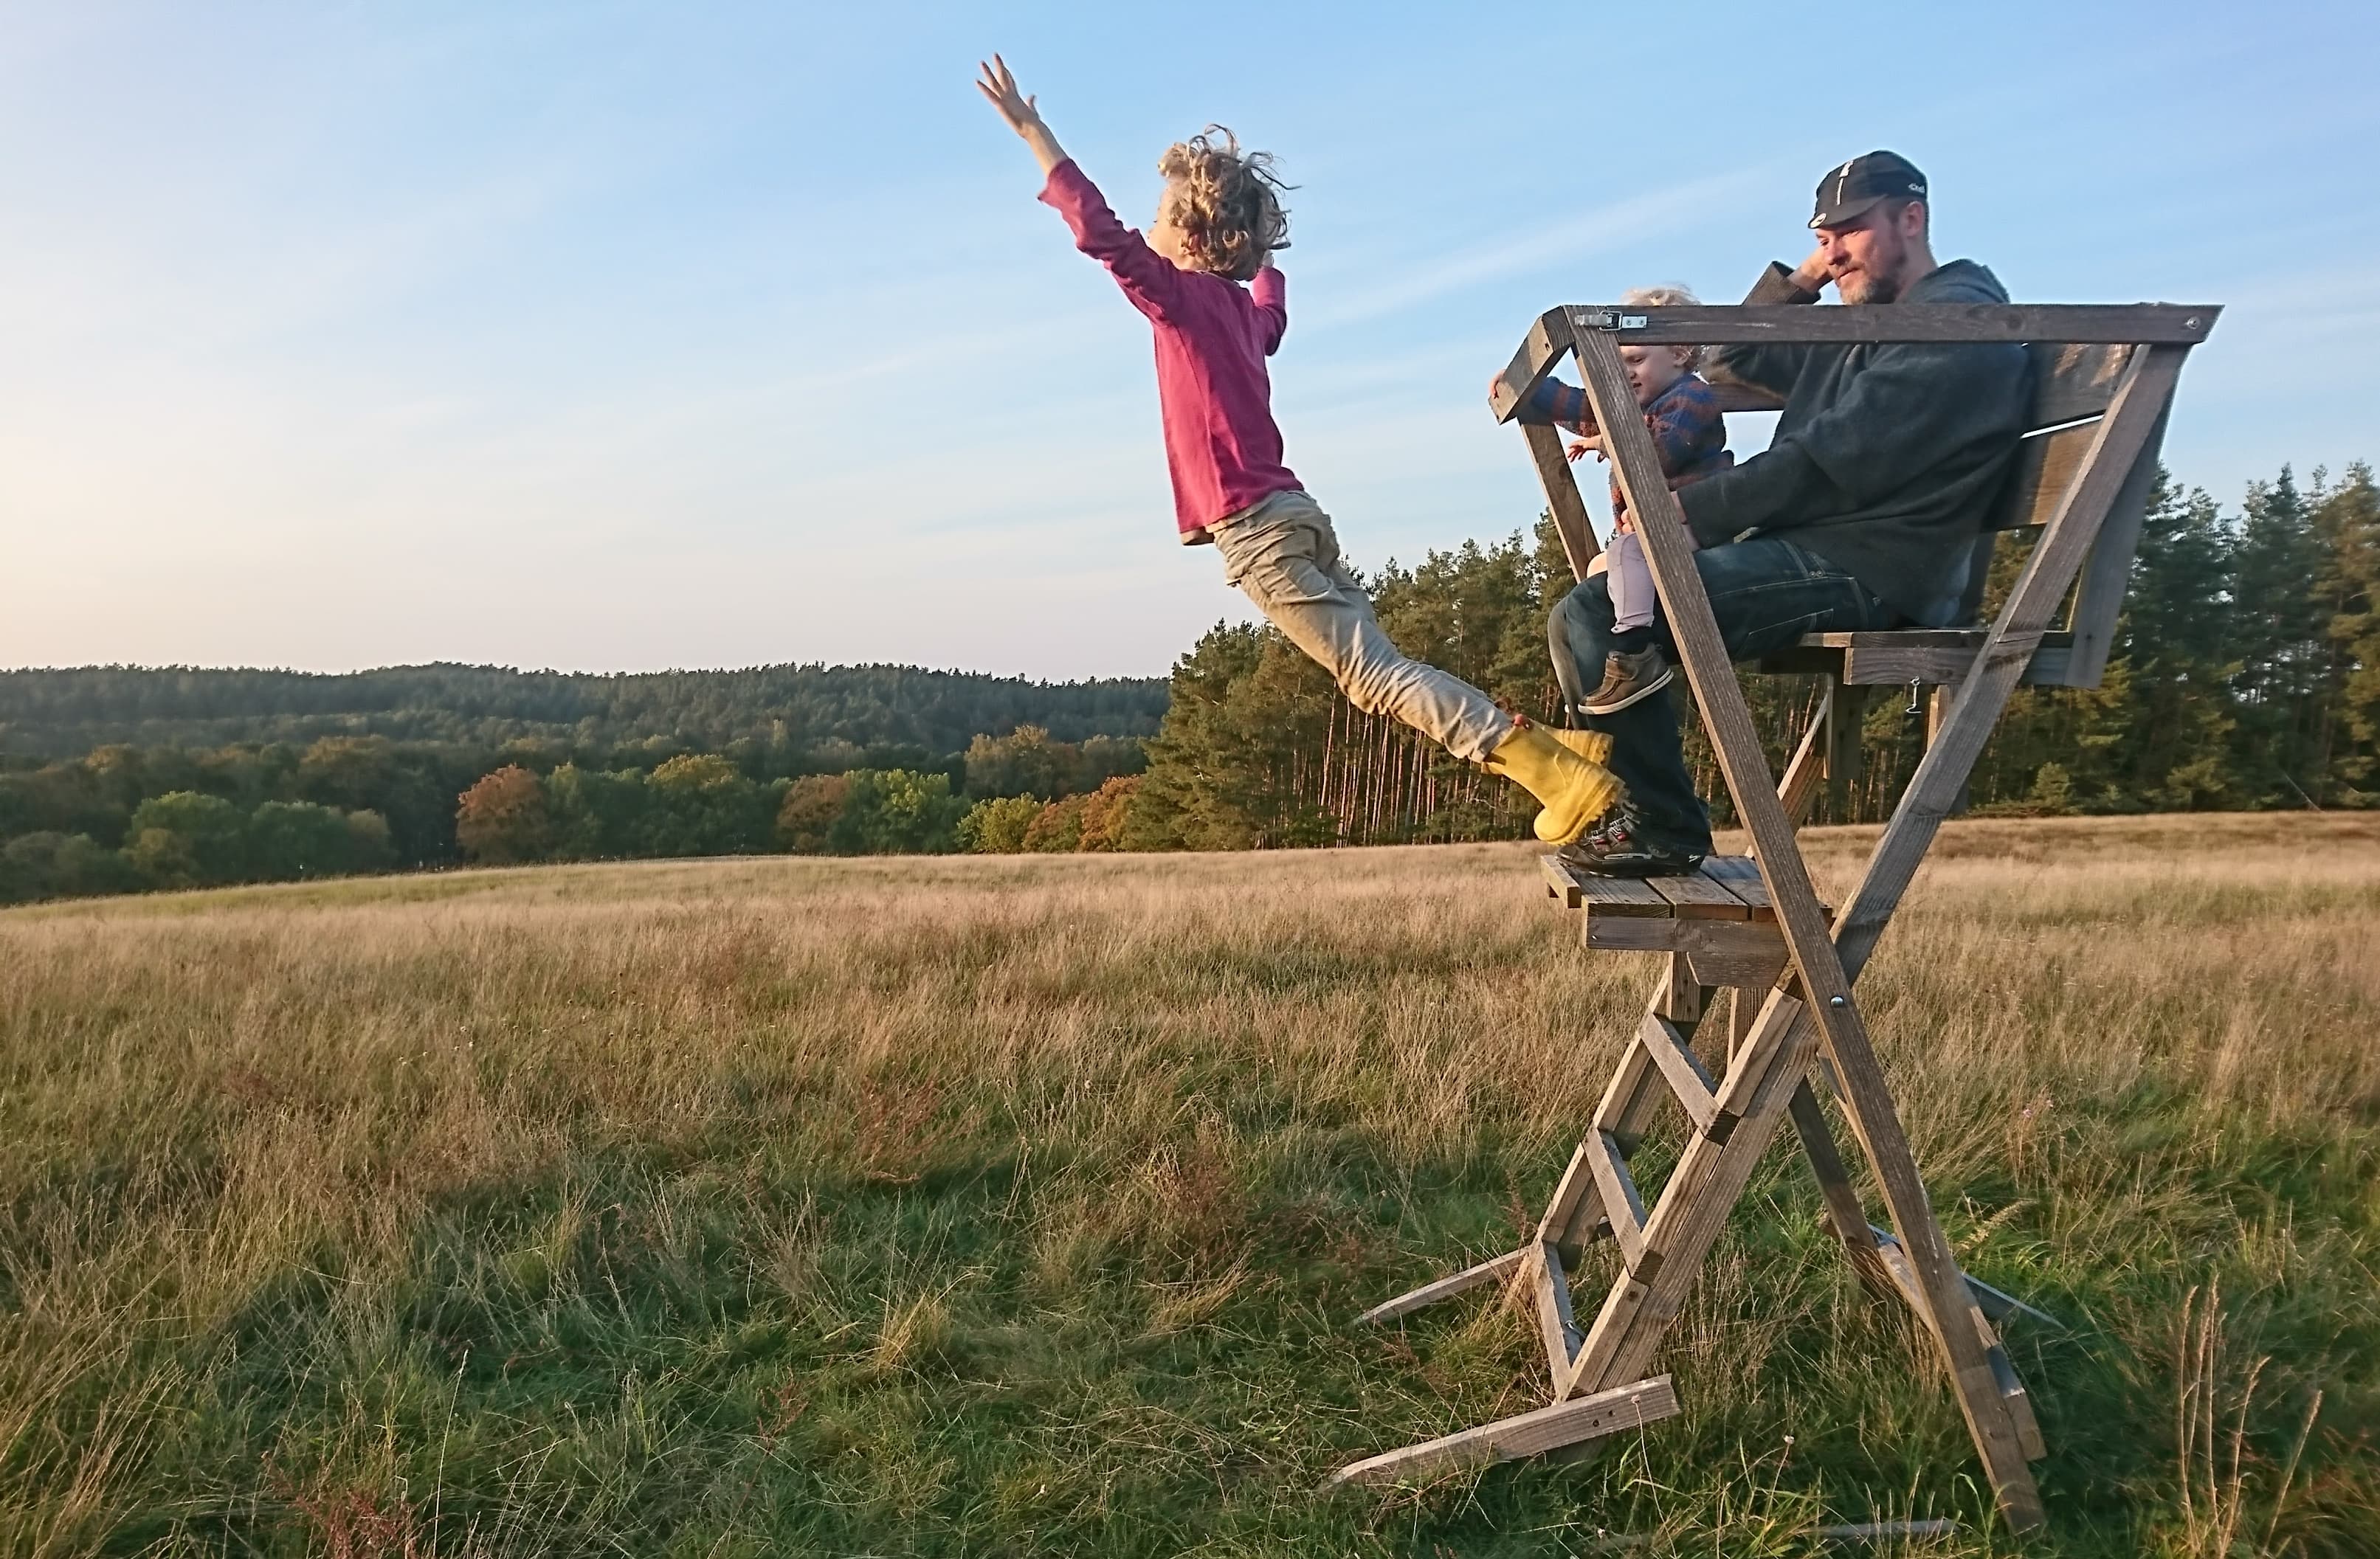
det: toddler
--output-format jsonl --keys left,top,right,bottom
{"left": 1524, "top": 286, "right": 1731, "bottom": 715}
{"left": 976, "top": 56, "right": 1620, "bottom": 843}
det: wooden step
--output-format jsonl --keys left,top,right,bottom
{"left": 1540, "top": 855, "right": 1832, "bottom": 988}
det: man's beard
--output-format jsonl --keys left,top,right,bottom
{"left": 1838, "top": 228, "right": 1907, "bottom": 305}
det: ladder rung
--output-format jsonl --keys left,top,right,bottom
{"left": 1585, "top": 1130, "right": 1652, "bottom": 1276}
{"left": 1711, "top": 992, "right": 1805, "bottom": 1120}
{"left": 1638, "top": 1012, "right": 1720, "bottom": 1136}
{"left": 1535, "top": 1241, "right": 1583, "bottom": 1383}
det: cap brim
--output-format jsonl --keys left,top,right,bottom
{"left": 1809, "top": 193, "right": 1889, "bottom": 231}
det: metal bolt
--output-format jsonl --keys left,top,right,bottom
{"left": 1829, "top": 995, "right": 1847, "bottom": 1008}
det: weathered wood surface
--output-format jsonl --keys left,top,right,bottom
{"left": 1761, "top": 630, "right": 2077, "bottom": 688}
{"left": 1572, "top": 321, "right": 2046, "bottom": 1528}
{"left": 1535, "top": 1242, "right": 1582, "bottom": 1383}
{"left": 1525, "top": 421, "right": 1602, "bottom": 581}
{"left": 1586, "top": 1130, "right": 1650, "bottom": 1273}
{"left": 1649, "top": 871, "right": 1750, "bottom": 919}
{"left": 1356, "top": 1247, "right": 1529, "bottom": 1327}
{"left": 1639, "top": 1012, "right": 1720, "bottom": 1135}
{"left": 1520, "top": 302, "right": 2219, "bottom": 356}
{"left": 2064, "top": 400, "right": 2173, "bottom": 686}
{"left": 1329, "top": 1375, "right": 1678, "bottom": 1487}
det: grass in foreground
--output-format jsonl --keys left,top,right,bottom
{"left": 1, "top": 814, "right": 2376, "bottom": 1557}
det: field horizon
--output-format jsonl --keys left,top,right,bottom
{"left": 4, "top": 812, "right": 2375, "bottom": 1555}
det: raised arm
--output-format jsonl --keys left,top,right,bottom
{"left": 976, "top": 55, "right": 1067, "bottom": 173}
{"left": 1700, "top": 249, "right": 1832, "bottom": 397}
{"left": 978, "top": 55, "right": 1182, "bottom": 320}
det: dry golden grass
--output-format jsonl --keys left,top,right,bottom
{"left": 1, "top": 814, "right": 2375, "bottom": 1555}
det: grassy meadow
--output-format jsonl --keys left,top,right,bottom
{"left": 2, "top": 814, "right": 2376, "bottom": 1556}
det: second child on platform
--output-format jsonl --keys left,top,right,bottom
{"left": 975, "top": 55, "right": 1622, "bottom": 845}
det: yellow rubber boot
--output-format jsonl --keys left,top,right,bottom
{"left": 1483, "top": 724, "right": 1624, "bottom": 845}
{"left": 1548, "top": 727, "right": 1612, "bottom": 767}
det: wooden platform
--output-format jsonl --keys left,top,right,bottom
{"left": 1540, "top": 854, "right": 1829, "bottom": 987}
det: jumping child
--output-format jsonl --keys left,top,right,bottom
{"left": 975, "top": 55, "right": 1621, "bottom": 844}
{"left": 1522, "top": 285, "right": 1731, "bottom": 716}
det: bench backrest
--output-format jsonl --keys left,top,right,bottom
{"left": 1708, "top": 341, "right": 2168, "bottom": 687}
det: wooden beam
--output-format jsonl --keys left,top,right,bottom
{"left": 1570, "top": 322, "right": 2046, "bottom": 1531}
{"left": 1638, "top": 1012, "right": 1720, "bottom": 1136}
{"left": 1356, "top": 1247, "right": 1530, "bottom": 1327}
{"left": 1328, "top": 1375, "right": 1678, "bottom": 1487}
{"left": 1559, "top": 301, "right": 2218, "bottom": 346}
{"left": 2062, "top": 401, "right": 2173, "bottom": 686}
{"left": 1488, "top": 309, "right": 1573, "bottom": 422}
{"left": 1586, "top": 1130, "right": 1651, "bottom": 1275}
{"left": 1536, "top": 1241, "right": 1583, "bottom": 1386}
{"left": 1524, "top": 421, "right": 1603, "bottom": 581}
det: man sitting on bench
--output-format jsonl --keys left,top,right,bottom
{"left": 1528, "top": 151, "right": 2032, "bottom": 875}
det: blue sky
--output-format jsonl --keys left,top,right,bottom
{"left": 2, "top": 1, "right": 2375, "bottom": 680}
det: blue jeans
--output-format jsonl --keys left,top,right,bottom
{"left": 1548, "top": 536, "right": 1897, "bottom": 852}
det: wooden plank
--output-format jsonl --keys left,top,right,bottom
{"left": 1699, "top": 856, "right": 1775, "bottom": 919}
{"left": 1579, "top": 875, "right": 1674, "bottom": 918}
{"left": 1585, "top": 1130, "right": 1650, "bottom": 1275}
{"left": 1761, "top": 639, "right": 2078, "bottom": 687}
{"left": 1567, "top": 1013, "right": 1819, "bottom": 1400}
{"left": 1562, "top": 301, "right": 2218, "bottom": 346}
{"left": 1525, "top": 421, "right": 1602, "bottom": 581}
{"left": 1536, "top": 1241, "right": 1583, "bottom": 1387}
{"left": 1684, "top": 947, "right": 1790, "bottom": 991}
{"left": 1710, "top": 990, "right": 1804, "bottom": 1121}
{"left": 1356, "top": 1247, "right": 1530, "bottom": 1326}
{"left": 1647, "top": 872, "right": 1750, "bottom": 920}
{"left": 2060, "top": 400, "right": 2173, "bottom": 687}
{"left": 1638, "top": 1012, "right": 1719, "bottom": 1136}
{"left": 1988, "top": 1338, "right": 2049, "bottom": 1462}
{"left": 1776, "top": 691, "right": 1831, "bottom": 828}
{"left": 2029, "top": 341, "right": 2135, "bottom": 426}
{"left": 1535, "top": 1139, "right": 1599, "bottom": 1245}
{"left": 1583, "top": 916, "right": 1786, "bottom": 960}
{"left": 1824, "top": 682, "right": 1868, "bottom": 823}
{"left": 1487, "top": 310, "right": 1569, "bottom": 423}
{"left": 1541, "top": 853, "right": 1587, "bottom": 909}
{"left": 1713, "top": 342, "right": 2121, "bottom": 428}
{"left": 1989, "top": 421, "right": 2097, "bottom": 531}
{"left": 1865, "top": 1225, "right": 2063, "bottom": 1331}
{"left": 1604, "top": 957, "right": 1705, "bottom": 1150}
{"left": 1328, "top": 1375, "right": 1678, "bottom": 1487}
{"left": 1787, "top": 1083, "right": 1889, "bottom": 1288}
{"left": 1572, "top": 322, "right": 2047, "bottom": 1531}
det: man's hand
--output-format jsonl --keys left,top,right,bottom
{"left": 976, "top": 55, "right": 1067, "bottom": 173}
{"left": 1790, "top": 243, "right": 1834, "bottom": 296}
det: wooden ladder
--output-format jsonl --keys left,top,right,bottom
{"left": 1336, "top": 300, "right": 2215, "bottom": 1532}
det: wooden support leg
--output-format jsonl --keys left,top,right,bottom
{"left": 1329, "top": 1375, "right": 1679, "bottom": 1487}
{"left": 1824, "top": 680, "right": 1869, "bottom": 825}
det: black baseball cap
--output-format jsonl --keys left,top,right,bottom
{"left": 1810, "top": 151, "right": 1928, "bottom": 230}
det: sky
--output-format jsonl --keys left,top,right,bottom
{"left": 2, "top": 1, "right": 2376, "bottom": 681}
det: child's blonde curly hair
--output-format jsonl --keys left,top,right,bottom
{"left": 1621, "top": 284, "right": 1706, "bottom": 370}
{"left": 1158, "top": 127, "right": 1291, "bottom": 282}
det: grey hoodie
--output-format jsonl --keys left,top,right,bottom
{"left": 1683, "top": 259, "right": 2031, "bottom": 625}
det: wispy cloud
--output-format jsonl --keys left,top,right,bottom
{"left": 1299, "top": 162, "right": 1779, "bottom": 332}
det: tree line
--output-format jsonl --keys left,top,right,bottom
{"left": 0, "top": 662, "right": 1165, "bottom": 760}
{"left": 3, "top": 461, "right": 2372, "bottom": 905}
{"left": 1113, "top": 465, "right": 2378, "bottom": 846}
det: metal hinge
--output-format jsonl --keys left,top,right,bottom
{"left": 1570, "top": 308, "right": 1649, "bottom": 331}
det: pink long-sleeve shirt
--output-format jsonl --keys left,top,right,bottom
{"left": 1038, "top": 159, "right": 1300, "bottom": 542}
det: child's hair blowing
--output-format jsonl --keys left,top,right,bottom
{"left": 1158, "top": 127, "right": 1291, "bottom": 282}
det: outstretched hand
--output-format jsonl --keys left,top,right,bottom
{"left": 1565, "top": 435, "right": 1604, "bottom": 463}
{"left": 976, "top": 55, "right": 1067, "bottom": 173}
{"left": 975, "top": 55, "right": 1037, "bottom": 134}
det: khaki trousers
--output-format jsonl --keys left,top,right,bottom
{"left": 1212, "top": 490, "right": 1514, "bottom": 763}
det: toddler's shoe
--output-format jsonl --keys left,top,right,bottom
{"left": 1582, "top": 646, "right": 1675, "bottom": 715}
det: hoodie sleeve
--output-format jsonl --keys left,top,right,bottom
{"left": 1700, "top": 263, "right": 1821, "bottom": 400}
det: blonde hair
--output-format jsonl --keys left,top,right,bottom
{"left": 1157, "top": 127, "right": 1291, "bottom": 282}
{"left": 1621, "top": 284, "right": 1705, "bottom": 371}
